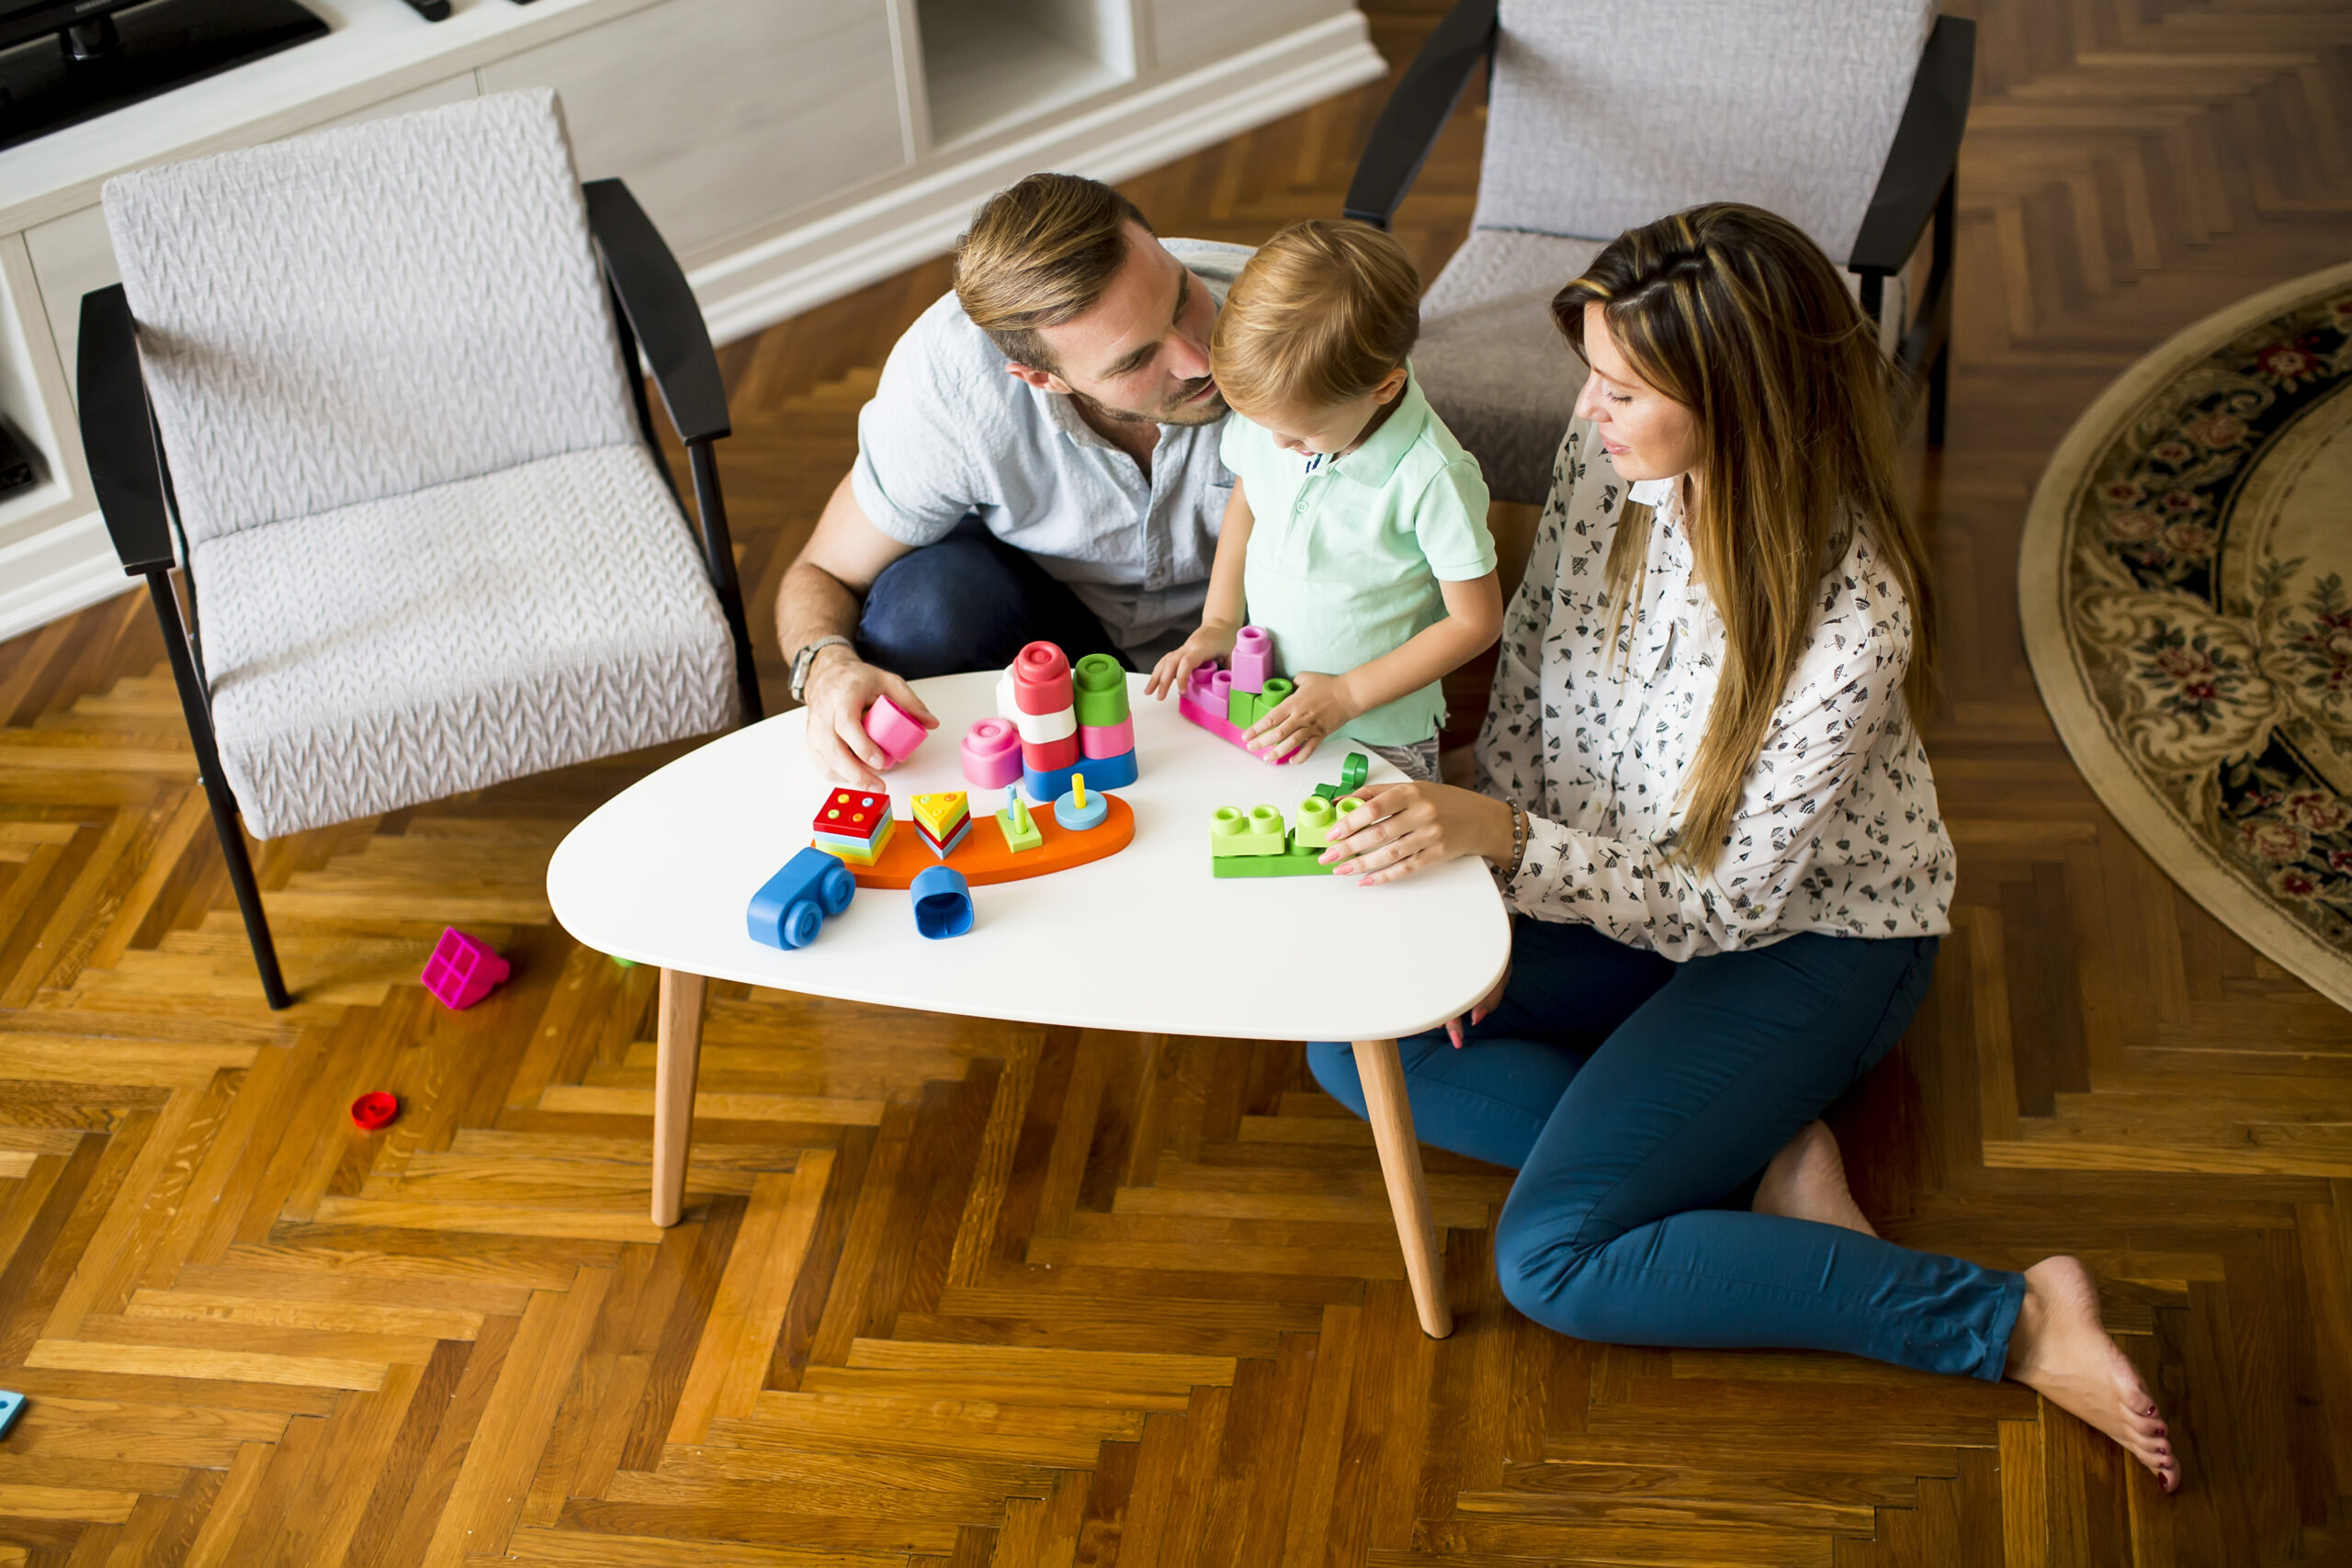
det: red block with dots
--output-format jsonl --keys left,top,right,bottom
{"left": 421, "top": 927, "right": 509, "bottom": 1010}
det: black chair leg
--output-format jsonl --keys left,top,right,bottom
{"left": 143, "top": 570, "right": 291, "bottom": 1009}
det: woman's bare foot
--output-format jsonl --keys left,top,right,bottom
{"left": 2005, "top": 1257, "right": 2182, "bottom": 1493}
{"left": 1751, "top": 1121, "right": 1876, "bottom": 1235}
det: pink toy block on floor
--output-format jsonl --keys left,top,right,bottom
{"left": 422, "top": 928, "right": 510, "bottom": 1010}
{"left": 864, "top": 694, "right": 928, "bottom": 767}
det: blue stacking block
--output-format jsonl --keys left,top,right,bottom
{"left": 748, "top": 847, "right": 856, "bottom": 950}
{"left": 1022, "top": 758, "right": 1084, "bottom": 804}
{"left": 910, "top": 864, "right": 974, "bottom": 939}
{"left": 1072, "top": 748, "right": 1136, "bottom": 791}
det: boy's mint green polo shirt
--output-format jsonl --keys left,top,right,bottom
{"left": 1220, "top": 372, "right": 1496, "bottom": 747}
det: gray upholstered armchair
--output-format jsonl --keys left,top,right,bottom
{"left": 76, "top": 89, "right": 761, "bottom": 1009}
{"left": 1347, "top": 0, "right": 1975, "bottom": 504}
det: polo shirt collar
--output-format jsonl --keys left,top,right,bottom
{"left": 1329, "top": 368, "right": 1430, "bottom": 488}
{"left": 1627, "top": 477, "right": 1677, "bottom": 508}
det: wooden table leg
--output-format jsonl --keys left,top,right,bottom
{"left": 652, "top": 968, "right": 707, "bottom": 1227}
{"left": 1354, "top": 1036, "right": 1453, "bottom": 1338}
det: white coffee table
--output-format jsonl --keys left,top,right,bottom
{"left": 547, "top": 671, "right": 1510, "bottom": 1337}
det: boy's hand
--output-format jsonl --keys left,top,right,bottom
{"left": 1243, "top": 671, "right": 1358, "bottom": 764}
{"left": 1147, "top": 624, "right": 1239, "bottom": 701}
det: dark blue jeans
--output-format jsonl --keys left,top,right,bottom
{"left": 1309, "top": 919, "right": 2024, "bottom": 1381}
{"left": 859, "top": 516, "right": 1128, "bottom": 678}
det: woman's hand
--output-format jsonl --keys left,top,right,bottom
{"left": 1146, "top": 623, "right": 1239, "bottom": 702}
{"left": 1242, "top": 671, "right": 1356, "bottom": 764}
{"left": 1445, "top": 953, "right": 1512, "bottom": 1049}
{"left": 1320, "top": 780, "right": 1517, "bottom": 886}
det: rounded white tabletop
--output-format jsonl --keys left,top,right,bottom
{"left": 547, "top": 671, "right": 1511, "bottom": 1043}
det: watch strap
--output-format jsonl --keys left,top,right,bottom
{"left": 789, "top": 636, "right": 854, "bottom": 703}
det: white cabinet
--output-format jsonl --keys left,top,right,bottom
{"left": 481, "top": 0, "right": 906, "bottom": 259}
{"left": 1153, "top": 0, "right": 1351, "bottom": 73}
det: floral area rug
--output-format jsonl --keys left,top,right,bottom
{"left": 2021, "top": 260, "right": 2352, "bottom": 1011}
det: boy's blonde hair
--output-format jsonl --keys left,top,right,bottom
{"left": 955, "top": 174, "right": 1155, "bottom": 374}
{"left": 1212, "top": 219, "right": 1420, "bottom": 414}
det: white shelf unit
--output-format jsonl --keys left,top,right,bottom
{"left": 0, "top": 0, "right": 1381, "bottom": 644}
{"left": 917, "top": 0, "right": 1135, "bottom": 150}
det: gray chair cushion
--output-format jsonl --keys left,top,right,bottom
{"left": 196, "top": 444, "right": 737, "bottom": 840}
{"left": 103, "top": 89, "right": 638, "bottom": 548}
{"left": 1417, "top": 231, "right": 1602, "bottom": 507}
{"left": 1476, "top": 0, "right": 1933, "bottom": 264}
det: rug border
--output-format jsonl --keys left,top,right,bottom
{"left": 2018, "top": 257, "right": 2352, "bottom": 1016}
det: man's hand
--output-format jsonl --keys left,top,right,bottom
{"left": 1146, "top": 623, "right": 1239, "bottom": 702}
{"left": 802, "top": 650, "right": 937, "bottom": 791}
{"left": 1243, "top": 671, "right": 1357, "bottom": 765}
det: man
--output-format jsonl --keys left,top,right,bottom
{"left": 775, "top": 173, "right": 1249, "bottom": 788}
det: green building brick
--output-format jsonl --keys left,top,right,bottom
{"left": 1208, "top": 804, "right": 1285, "bottom": 856}
{"left": 1072, "top": 653, "right": 1130, "bottom": 728}
{"left": 995, "top": 797, "right": 1043, "bottom": 854}
{"left": 1253, "top": 677, "right": 1295, "bottom": 727}
{"left": 1294, "top": 795, "right": 1336, "bottom": 849}
{"left": 1212, "top": 846, "right": 1339, "bottom": 878}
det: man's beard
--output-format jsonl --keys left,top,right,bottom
{"left": 1073, "top": 378, "right": 1227, "bottom": 429}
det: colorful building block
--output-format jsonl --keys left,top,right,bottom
{"left": 911, "top": 792, "right": 969, "bottom": 840}
{"left": 0, "top": 1390, "right": 23, "bottom": 1441}
{"left": 1312, "top": 751, "right": 1373, "bottom": 801}
{"left": 913, "top": 817, "right": 972, "bottom": 860}
{"left": 812, "top": 790, "right": 888, "bottom": 841}
{"left": 1012, "top": 705, "right": 1077, "bottom": 744}
{"left": 1209, "top": 804, "right": 1286, "bottom": 856}
{"left": 910, "top": 864, "right": 974, "bottom": 939}
{"left": 963, "top": 718, "right": 1023, "bottom": 788}
{"left": 1253, "top": 677, "right": 1295, "bottom": 728}
{"left": 1023, "top": 757, "right": 1084, "bottom": 803}
{"left": 421, "top": 927, "right": 509, "bottom": 1009}
{"left": 1012, "top": 641, "right": 1074, "bottom": 714}
{"left": 1212, "top": 847, "right": 1340, "bottom": 878}
{"left": 1021, "top": 731, "right": 1080, "bottom": 773}
{"left": 1179, "top": 660, "right": 1309, "bottom": 762}
{"left": 1294, "top": 794, "right": 1337, "bottom": 849}
{"left": 351, "top": 1090, "right": 400, "bottom": 1129}
{"left": 748, "top": 845, "right": 856, "bottom": 949}
{"left": 863, "top": 694, "right": 928, "bottom": 766}
{"left": 1229, "top": 625, "right": 1273, "bottom": 692}
{"left": 995, "top": 795, "right": 1043, "bottom": 853}
{"left": 1076, "top": 747, "right": 1137, "bottom": 790}
{"left": 1055, "top": 773, "right": 1109, "bottom": 830}
{"left": 1080, "top": 715, "right": 1135, "bottom": 759}
{"left": 813, "top": 815, "right": 895, "bottom": 864}
{"left": 1072, "top": 652, "right": 1130, "bottom": 728}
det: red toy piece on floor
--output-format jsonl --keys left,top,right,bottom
{"left": 351, "top": 1090, "right": 400, "bottom": 1130}
{"left": 421, "top": 927, "right": 510, "bottom": 1009}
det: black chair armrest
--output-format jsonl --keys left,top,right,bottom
{"left": 583, "top": 177, "right": 729, "bottom": 444}
{"left": 1342, "top": 0, "right": 1498, "bottom": 230}
{"left": 1849, "top": 14, "right": 1975, "bottom": 276}
{"left": 76, "top": 285, "right": 175, "bottom": 576}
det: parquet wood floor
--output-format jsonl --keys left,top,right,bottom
{"left": 1, "top": 0, "right": 2348, "bottom": 1561}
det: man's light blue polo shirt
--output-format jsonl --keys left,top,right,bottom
{"left": 850, "top": 240, "right": 1250, "bottom": 658}
{"left": 1221, "top": 371, "right": 1496, "bottom": 747}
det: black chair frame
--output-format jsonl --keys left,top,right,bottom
{"left": 76, "top": 176, "right": 763, "bottom": 1010}
{"left": 1340, "top": 0, "right": 1976, "bottom": 447}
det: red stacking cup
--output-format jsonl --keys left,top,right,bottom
{"left": 1012, "top": 641, "right": 1074, "bottom": 716}
{"left": 1022, "top": 732, "right": 1080, "bottom": 771}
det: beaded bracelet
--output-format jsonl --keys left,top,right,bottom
{"left": 1504, "top": 804, "right": 1529, "bottom": 881}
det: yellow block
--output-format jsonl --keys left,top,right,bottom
{"left": 813, "top": 816, "right": 895, "bottom": 865}
{"left": 911, "top": 791, "right": 970, "bottom": 840}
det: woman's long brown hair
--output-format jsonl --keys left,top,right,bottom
{"left": 1551, "top": 202, "right": 1935, "bottom": 873}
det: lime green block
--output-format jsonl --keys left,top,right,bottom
{"left": 1208, "top": 804, "right": 1285, "bottom": 856}
{"left": 1212, "top": 846, "right": 1338, "bottom": 878}
{"left": 996, "top": 800, "right": 1043, "bottom": 853}
{"left": 1294, "top": 795, "right": 1337, "bottom": 849}
{"left": 1072, "top": 653, "right": 1130, "bottom": 728}
{"left": 1227, "top": 685, "right": 1254, "bottom": 727}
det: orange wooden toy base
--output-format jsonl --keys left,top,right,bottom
{"left": 840, "top": 795, "right": 1135, "bottom": 889}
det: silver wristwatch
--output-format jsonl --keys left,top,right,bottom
{"left": 788, "top": 636, "right": 854, "bottom": 703}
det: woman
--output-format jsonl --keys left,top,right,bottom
{"left": 1312, "top": 203, "right": 2178, "bottom": 1490}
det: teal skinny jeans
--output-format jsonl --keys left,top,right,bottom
{"left": 1309, "top": 919, "right": 2024, "bottom": 1381}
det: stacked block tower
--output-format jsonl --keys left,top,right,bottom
{"left": 995, "top": 641, "right": 1140, "bottom": 802}
{"left": 1208, "top": 794, "right": 1368, "bottom": 877}
{"left": 811, "top": 790, "right": 893, "bottom": 863}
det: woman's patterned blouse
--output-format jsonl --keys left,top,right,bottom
{"left": 1472, "top": 423, "right": 1956, "bottom": 959}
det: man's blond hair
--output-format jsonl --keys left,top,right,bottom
{"left": 1211, "top": 220, "right": 1420, "bottom": 414}
{"left": 954, "top": 174, "right": 1155, "bottom": 374}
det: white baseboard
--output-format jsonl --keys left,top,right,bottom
{"left": 0, "top": 14, "right": 1387, "bottom": 646}
{"left": 692, "top": 13, "right": 1388, "bottom": 344}
{"left": 0, "top": 509, "right": 134, "bottom": 646}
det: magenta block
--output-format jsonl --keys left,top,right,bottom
{"left": 422, "top": 927, "right": 510, "bottom": 1010}
{"left": 1080, "top": 716, "right": 1136, "bottom": 760}
{"left": 962, "top": 717, "right": 1023, "bottom": 788}
{"left": 864, "top": 694, "right": 928, "bottom": 766}
{"left": 1178, "top": 679, "right": 1306, "bottom": 764}
{"left": 1229, "top": 626, "right": 1273, "bottom": 693}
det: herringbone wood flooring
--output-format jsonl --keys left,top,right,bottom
{"left": 1, "top": 0, "right": 2348, "bottom": 1561}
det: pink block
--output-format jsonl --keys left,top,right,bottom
{"left": 1229, "top": 626, "right": 1273, "bottom": 693}
{"left": 1178, "top": 684, "right": 1306, "bottom": 764}
{"left": 421, "top": 927, "right": 510, "bottom": 1010}
{"left": 1080, "top": 716, "right": 1135, "bottom": 759}
{"left": 962, "top": 717, "right": 1023, "bottom": 787}
{"left": 864, "top": 694, "right": 929, "bottom": 766}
